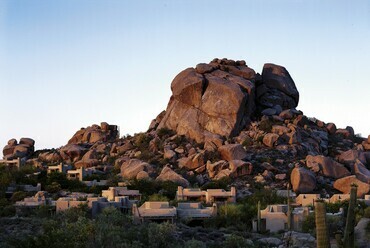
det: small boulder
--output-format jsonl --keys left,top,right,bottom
{"left": 263, "top": 133, "right": 279, "bottom": 147}
{"left": 120, "top": 159, "right": 153, "bottom": 179}
{"left": 290, "top": 167, "right": 316, "bottom": 193}
{"left": 218, "top": 144, "right": 247, "bottom": 161}
{"left": 156, "top": 166, "right": 190, "bottom": 187}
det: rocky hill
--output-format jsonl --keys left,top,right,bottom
{"left": 3, "top": 58, "right": 370, "bottom": 197}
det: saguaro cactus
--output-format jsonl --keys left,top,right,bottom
{"left": 335, "top": 184, "right": 357, "bottom": 248}
{"left": 287, "top": 184, "right": 292, "bottom": 230}
{"left": 343, "top": 184, "right": 357, "bottom": 248}
{"left": 315, "top": 200, "right": 331, "bottom": 248}
{"left": 257, "top": 200, "right": 261, "bottom": 233}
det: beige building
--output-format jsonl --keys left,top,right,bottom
{"left": 176, "top": 186, "right": 236, "bottom": 204}
{"left": 132, "top": 202, "right": 177, "bottom": 223}
{"left": 177, "top": 202, "right": 217, "bottom": 219}
{"left": 47, "top": 163, "right": 72, "bottom": 174}
{"left": 14, "top": 191, "right": 54, "bottom": 214}
{"left": 325, "top": 194, "right": 350, "bottom": 203}
{"left": 102, "top": 187, "right": 141, "bottom": 201}
{"left": 296, "top": 194, "right": 320, "bottom": 207}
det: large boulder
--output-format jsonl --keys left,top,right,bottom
{"left": 333, "top": 175, "right": 370, "bottom": 197}
{"left": 75, "top": 149, "right": 99, "bottom": 168}
{"left": 257, "top": 63, "right": 299, "bottom": 110}
{"left": 157, "top": 58, "right": 299, "bottom": 143}
{"left": 156, "top": 166, "right": 190, "bottom": 187}
{"left": 178, "top": 152, "right": 205, "bottom": 170}
{"left": 353, "top": 159, "right": 370, "bottom": 183}
{"left": 60, "top": 144, "right": 88, "bottom": 163}
{"left": 306, "top": 155, "right": 350, "bottom": 179}
{"left": 218, "top": 144, "right": 247, "bottom": 161}
{"left": 290, "top": 167, "right": 316, "bottom": 193}
{"left": 120, "top": 159, "right": 153, "bottom": 180}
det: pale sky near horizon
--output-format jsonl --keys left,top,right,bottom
{"left": 1, "top": 0, "right": 369, "bottom": 150}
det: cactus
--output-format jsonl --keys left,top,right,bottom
{"left": 287, "top": 184, "right": 292, "bottom": 230}
{"left": 335, "top": 184, "right": 357, "bottom": 248}
{"left": 343, "top": 184, "right": 357, "bottom": 248}
{"left": 315, "top": 200, "right": 331, "bottom": 248}
{"left": 257, "top": 200, "right": 261, "bottom": 233}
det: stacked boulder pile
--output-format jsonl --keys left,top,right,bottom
{"left": 2, "top": 138, "right": 35, "bottom": 160}
{"left": 2, "top": 58, "right": 370, "bottom": 198}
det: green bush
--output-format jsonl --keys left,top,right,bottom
{"left": 157, "top": 128, "right": 175, "bottom": 139}
{"left": 10, "top": 191, "right": 27, "bottom": 203}
{"left": 223, "top": 234, "right": 249, "bottom": 248}
{"left": 148, "top": 194, "right": 169, "bottom": 202}
{"left": 258, "top": 119, "right": 273, "bottom": 133}
{"left": 363, "top": 206, "right": 370, "bottom": 218}
{"left": 242, "top": 137, "right": 253, "bottom": 147}
{"left": 45, "top": 182, "right": 61, "bottom": 193}
{"left": 183, "top": 239, "right": 206, "bottom": 248}
{"left": 302, "top": 213, "right": 315, "bottom": 235}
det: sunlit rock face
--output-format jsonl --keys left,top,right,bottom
{"left": 157, "top": 58, "right": 299, "bottom": 144}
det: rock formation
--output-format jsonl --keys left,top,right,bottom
{"left": 2, "top": 138, "right": 35, "bottom": 160}
{"left": 3, "top": 58, "right": 370, "bottom": 197}
{"left": 68, "top": 122, "right": 118, "bottom": 144}
{"left": 157, "top": 58, "right": 299, "bottom": 145}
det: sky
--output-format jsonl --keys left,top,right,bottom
{"left": 0, "top": 0, "right": 369, "bottom": 150}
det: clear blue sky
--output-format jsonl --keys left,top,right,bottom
{"left": 1, "top": 0, "right": 369, "bottom": 150}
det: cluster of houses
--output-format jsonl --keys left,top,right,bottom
{"left": 12, "top": 182, "right": 370, "bottom": 232}
{"left": 14, "top": 186, "right": 236, "bottom": 221}
{"left": 253, "top": 190, "right": 370, "bottom": 233}
{"left": 47, "top": 163, "right": 108, "bottom": 186}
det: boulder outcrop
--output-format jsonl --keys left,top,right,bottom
{"left": 2, "top": 138, "right": 35, "bottom": 160}
{"left": 157, "top": 58, "right": 298, "bottom": 143}
{"left": 68, "top": 122, "right": 118, "bottom": 144}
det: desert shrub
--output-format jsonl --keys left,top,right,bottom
{"left": 201, "top": 177, "right": 231, "bottom": 191}
{"left": 302, "top": 213, "right": 315, "bottom": 235}
{"left": 326, "top": 201, "right": 347, "bottom": 213}
{"left": 242, "top": 136, "right": 253, "bottom": 147}
{"left": 363, "top": 206, "right": 370, "bottom": 218}
{"left": 204, "top": 150, "right": 221, "bottom": 163}
{"left": 240, "top": 188, "right": 286, "bottom": 208}
{"left": 10, "top": 191, "right": 27, "bottom": 203}
{"left": 134, "top": 133, "right": 152, "bottom": 150}
{"left": 184, "top": 239, "right": 206, "bottom": 248}
{"left": 148, "top": 194, "right": 169, "bottom": 202}
{"left": 157, "top": 128, "right": 175, "bottom": 139}
{"left": 45, "top": 182, "right": 61, "bottom": 193}
{"left": 223, "top": 234, "right": 248, "bottom": 248}
{"left": 145, "top": 222, "right": 176, "bottom": 248}
{"left": 258, "top": 118, "right": 273, "bottom": 133}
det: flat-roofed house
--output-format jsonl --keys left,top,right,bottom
{"left": 176, "top": 187, "right": 205, "bottom": 201}
{"left": 47, "top": 163, "right": 72, "bottom": 174}
{"left": 205, "top": 188, "right": 236, "bottom": 203}
{"left": 326, "top": 194, "right": 351, "bottom": 203}
{"left": 176, "top": 202, "right": 217, "bottom": 219}
{"left": 261, "top": 204, "right": 289, "bottom": 233}
{"left": 102, "top": 187, "right": 141, "bottom": 201}
{"left": 132, "top": 202, "right": 177, "bottom": 224}
{"left": 296, "top": 194, "right": 320, "bottom": 207}
{"left": 176, "top": 186, "right": 236, "bottom": 204}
